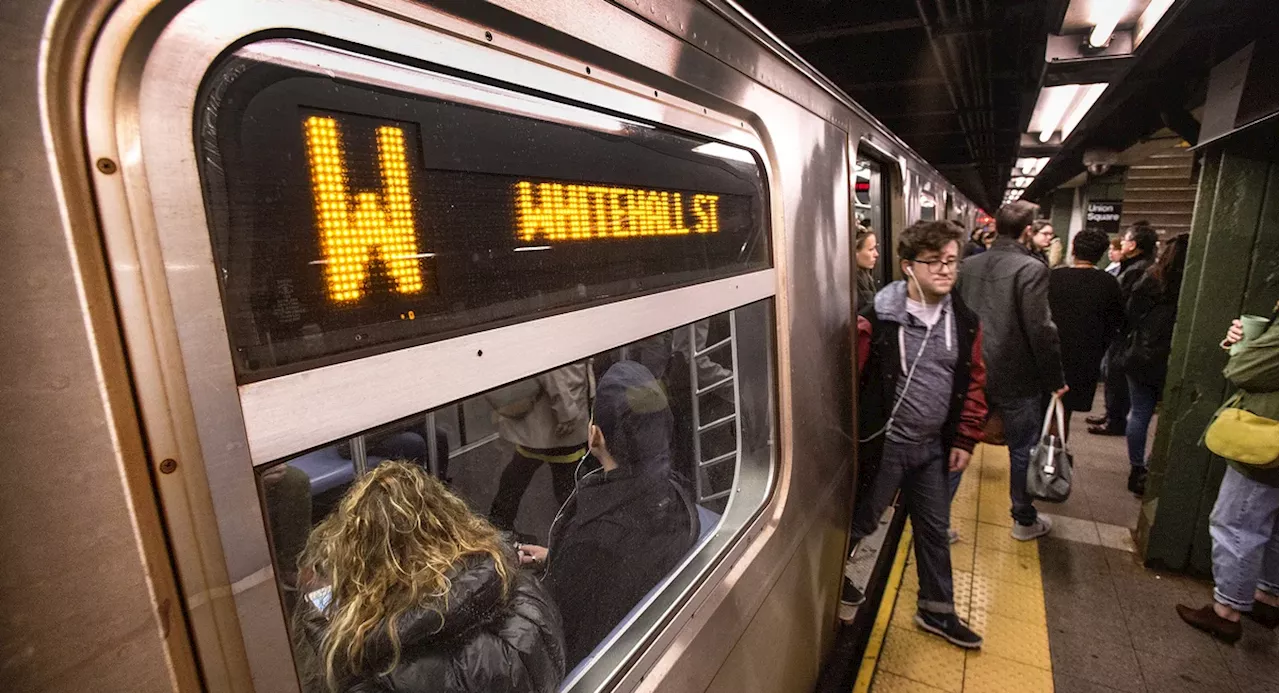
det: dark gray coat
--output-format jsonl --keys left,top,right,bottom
{"left": 956, "top": 237, "right": 1065, "bottom": 399}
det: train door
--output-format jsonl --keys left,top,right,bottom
{"left": 853, "top": 150, "right": 893, "bottom": 293}
{"left": 87, "top": 15, "right": 780, "bottom": 692}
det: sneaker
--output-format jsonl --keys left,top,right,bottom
{"left": 915, "top": 611, "right": 983, "bottom": 649}
{"left": 1085, "top": 414, "right": 1108, "bottom": 425}
{"left": 1127, "top": 468, "right": 1148, "bottom": 496}
{"left": 948, "top": 528, "right": 961, "bottom": 544}
{"left": 1177, "top": 604, "right": 1242, "bottom": 643}
{"left": 1011, "top": 515, "right": 1053, "bottom": 541}
{"left": 1248, "top": 600, "right": 1279, "bottom": 629}
{"left": 838, "top": 578, "right": 865, "bottom": 623}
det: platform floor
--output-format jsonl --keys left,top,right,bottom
{"left": 857, "top": 409, "right": 1279, "bottom": 693}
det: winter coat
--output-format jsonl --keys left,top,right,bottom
{"left": 542, "top": 361, "right": 699, "bottom": 669}
{"left": 1049, "top": 267, "right": 1124, "bottom": 411}
{"left": 856, "top": 268, "right": 879, "bottom": 310}
{"left": 490, "top": 364, "right": 590, "bottom": 452}
{"left": 1220, "top": 318, "right": 1279, "bottom": 485}
{"left": 295, "top": 555, "right": 565, "bottom": 693}
{"left": 855, "top": 282, "right": 988, "bottom": 475}
{"left": 1121, "top": 273, "right": 1179, "bottom": 389}
{"left": 956, "top": 237, "right": 1064, "bottom": 399}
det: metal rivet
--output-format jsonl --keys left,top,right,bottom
{"left": 159, "top": 458, "right": 178, "bottom": 474}
{"left": 484, "top": 31, "right": 493, "bottom": 41}
{"left": 585, "top": 66, "right": 591, "bottom": 74}
{"left": 477, "top": 349, "right": 483, "bottom": 357}
{"left": 96, "top": 158, "right": 117, "bottom": 174}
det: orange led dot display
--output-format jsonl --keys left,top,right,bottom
{"left": 303, "top": 116, "right": 425, "bottom": 303}
{"left": 514, "top": 181, "right": 719, "bottom": 243}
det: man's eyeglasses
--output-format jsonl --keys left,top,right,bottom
{"left": 909, "top": 257, "right": 958, "bottom": 274}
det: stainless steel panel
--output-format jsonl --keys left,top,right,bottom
{"left": 1, "top": 0, "right": 201, "bottom": 690}
{"left": 242, "top": 271, "right": 773, "bottom": 464}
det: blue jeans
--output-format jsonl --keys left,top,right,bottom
{"left": 1210, "top": 466, "right": 1279, "bottom": 611}
{"left": 852, "top": 440, "right": 955, "bottom": 614}
{"left": 1125, "top": 377, "right": 1160, "bottom": 470}
{"left": 990, "top": 394, "right": 1042, "bottom": 526}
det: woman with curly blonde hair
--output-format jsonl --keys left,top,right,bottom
{"left": 293, "top": 460, "right": 564, "bottom": 693}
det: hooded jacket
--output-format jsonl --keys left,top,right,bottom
{"left": 956, "top": 236, "right": 1064, "bottom": 399}
{"left": 856, "top": 282, "right": 988, "bottom": 466}
{"left": 542, "top": 361, "right": 699, "bottom": 669}
{"left": 295, "top": 555, "right": 565, "bottom": 693}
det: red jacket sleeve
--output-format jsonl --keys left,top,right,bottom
{"left": 953, "top": 324, "right": 989, "bottom": 453}
{"left": 857, "top": 316, "right": 872, "bottom": 379}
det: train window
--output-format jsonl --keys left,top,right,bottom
{"left": 256, "top": 300, "right": 775, "bottom": 690}
{"left": 195, "top": 39, "right": 770, "bottom": 382}
{"left": 919, "top": 192, "right": 938, "bottom": 221}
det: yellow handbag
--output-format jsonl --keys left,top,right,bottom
{"left": 1204, "top": 395, "right": 1280, "bottom": 466}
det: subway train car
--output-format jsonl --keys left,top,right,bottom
{"left": 1, "top": 0, "right": 976, "bottom": 691}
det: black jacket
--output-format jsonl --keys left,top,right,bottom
{"left": 296, "top": 556, "right": 565, "bottom": 693}
{"left": 1122, "top": 272, "right": 1179, "bottom": 389}
{"left": 1049, "top": 267, "right": 1124, "bottom": 411}
{"left": 956, "top": 237, "right": 1065, "bottom": 399}
{"left": 543, "top": 361, "right": 699, "bottom": 669}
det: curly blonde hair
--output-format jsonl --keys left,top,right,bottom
{"left": 297, "top": 460, "right": 512, "bottom": 690}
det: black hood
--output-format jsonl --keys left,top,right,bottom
{"left": 592, "top": 360, "right": 673, "bottom": 478}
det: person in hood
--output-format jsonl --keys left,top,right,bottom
{"left": 517, "top": 361, "right": 699, "bottom": 669}
{"left": 839, "top": 220, "right": 987, "bottom": 650}
{"left": 292, "top": 460, "right": 565, "bottom": 693}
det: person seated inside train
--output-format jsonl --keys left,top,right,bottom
{"left": 516, "top": 360, "right": 699, "bottom": 669}
{"left": 261, "top": 463, "right": 312, "bottom": 612}
{"left": 336, "top": 420, "right": 453, "bottom": 482}
{"left": 290, "top": 460, "right": 565, "bottom": 693}
{"left": 486, "top": 364, "right": 591, "bottom": 534}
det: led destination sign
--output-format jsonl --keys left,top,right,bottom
{"left": 199, "top": 51, "right": 767, "bottom": 379}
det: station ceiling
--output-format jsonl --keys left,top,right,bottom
{"left": 734, "top": 0, "right": 1062, "bottom": 210}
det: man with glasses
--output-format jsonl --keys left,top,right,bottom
{"left": 840, "top": 220, "right": 988, "bottom": 650}
{"left": 957, "top": 200, "right": 1064, "bottom": 541}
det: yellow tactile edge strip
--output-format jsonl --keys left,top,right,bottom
{"left": 852, "top": 523, "right": 914, "bottom": 693}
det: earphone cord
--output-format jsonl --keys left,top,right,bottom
{"left": 858, "top": 270, "right": 941, "bottom": 444}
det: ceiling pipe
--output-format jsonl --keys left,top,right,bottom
{"left": 914, "top": 0, "right": 984, "bottom": 205}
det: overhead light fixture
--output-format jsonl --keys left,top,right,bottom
{"left": 1032, "top": 85, "right": 1079, "bottom": 143}
{"left": 1088, "top": 0, "right": 1130, "bottom": 48}
{"left": 1016, "top": 156, "right": 1052, "bottom": 176}
{"left": 1011, "top": 176, "right": 1033, "bottom": 189}
{"left": 1059, "top": 83, "right": 1109, "bottom": 139}
{"left": 1136, "top": 0, "right": 1176, "bottom": 46}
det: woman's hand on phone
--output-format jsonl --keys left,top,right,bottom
{"left": 517, "top": 544, "right": 548, "bottom": 566}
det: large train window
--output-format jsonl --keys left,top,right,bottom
{"left": 256, "top": 300, "right": 775, "bottom": 690}
{"left": 193, "top": 38, "right": 778, "bottom": 693}
{"left": 196, "top": 39, "right": 770, "bottom": 382}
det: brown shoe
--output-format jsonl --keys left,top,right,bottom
{"left": 1088, "top": 423, "right": 1125, "bottom": 436}
{"left": 1177, "top": 604, "right": 1243, "bottom": 643}
{"left": 1248, "top": 600, "right": 1278, "bottom": 629}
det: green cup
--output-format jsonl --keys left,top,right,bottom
{"left": 1230, "top": 314, "right": 1270, "bottom": 355}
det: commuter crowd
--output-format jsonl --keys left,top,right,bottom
{"left": 840, "top": 201, "right": 1277, "bottom": 655}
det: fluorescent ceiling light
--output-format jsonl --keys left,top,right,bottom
{"left": 1015, "top": 157, "right": 1052, "bottom": 176}
{"left": 1011, "top": 176, "right": 1033, "bottom": 189}
{"left": 1032, "top": 85, "right": 1079, "bottom": 142}
{"left": 692, "top": 142, "right": 756, "bottom": 164}
{"left": 1060, "top": 83, "right": 1109, "bottom": 139}
{"left": 1030, "top": 83, "right": 1108, "bottom": 144}
{"left": 1088, "top": 0, "right": 1130, "bottom": 48}
{"left": 1136, "top": 0, "right": 1176, "bottom": 46}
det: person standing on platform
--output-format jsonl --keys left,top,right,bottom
{"left": 839, "top": 220, "right": 987, "bottom": 649}
{"left": 1177, "top": 314, "right": 1279, "bottom": 643}
{"left": 1119, "top": 234, "right": 1189, "bottom": 495}
{"left": 1087, "top": 222, "right": 1158, "bottom": 436}
{"left": 956, "top": 200, "right": 1064, "bottom": 541}
{"left": 1048, "top": 229, "right": 1124, "bottom": 442}
{"left": 1105, "top": 236, "right": 1124, "bottom": 276}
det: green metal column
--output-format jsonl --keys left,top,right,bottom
{"left": 1138, "top": 144, "right": 1279, "bottom": 574}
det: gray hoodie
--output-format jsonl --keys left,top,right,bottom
{"left": 873, "top": 281, "right": 958, "bottom": 445}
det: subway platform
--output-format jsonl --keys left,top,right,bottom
{"left": 853, "top": 407, "right": 1279, "bottom": 693}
